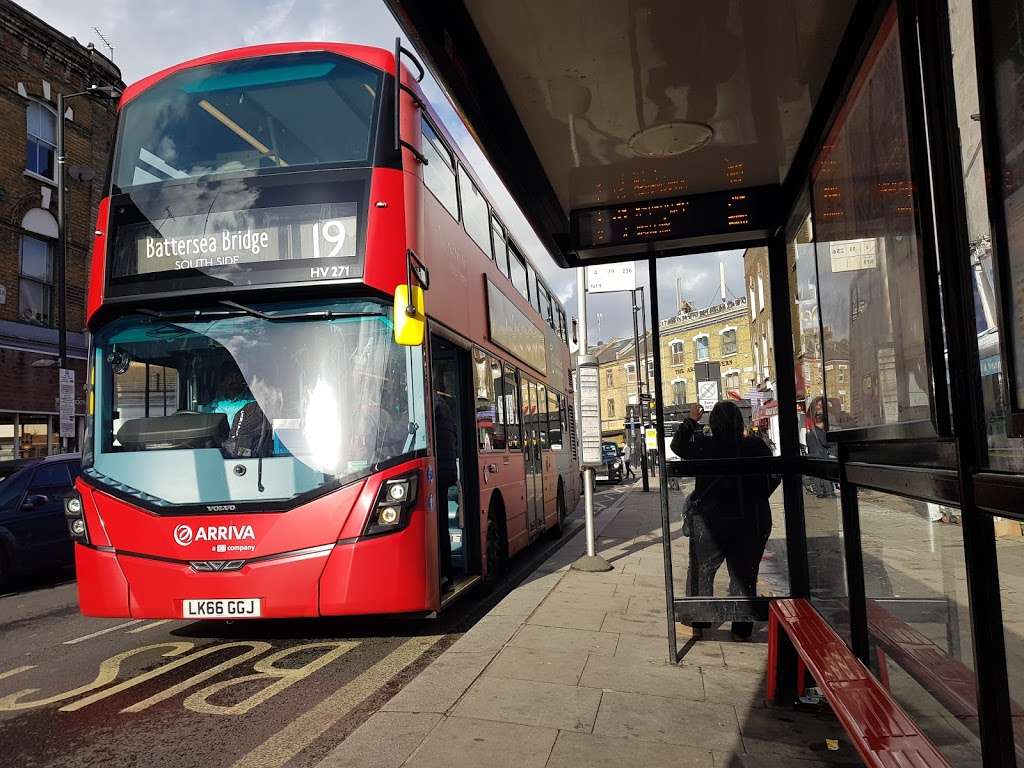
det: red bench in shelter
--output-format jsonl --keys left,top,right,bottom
{"left": 767, "top": 598, "right": 951, "bottom": 768}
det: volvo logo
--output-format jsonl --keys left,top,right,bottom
{"left": 173, "top": 524, "right": 194, "bottom": 546}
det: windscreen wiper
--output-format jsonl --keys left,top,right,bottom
{"left": 219, "top": 300, "right": 387, "bottom": 322}
{"left": 139, "top": 307, "right": 244, "bottom": 320}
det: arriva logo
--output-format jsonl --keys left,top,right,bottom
{"left": 172, "top": 524, "right": 256, "bottom": 547}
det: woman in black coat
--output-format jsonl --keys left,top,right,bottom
{"left": 670, "top": 400, "right": 780, "bottom": 638}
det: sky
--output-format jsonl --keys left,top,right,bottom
{"left": 21, "top": 0, "right": 751, "bottom": 341}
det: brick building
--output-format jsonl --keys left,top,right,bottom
{"left": 0, "top": 0, "right": 122, "bottom": 458}
{"left": 595, "top": 296, "right": 755, "bottom": 442}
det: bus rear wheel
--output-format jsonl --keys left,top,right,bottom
{"left": 484, "top": 498, "right": 508, "bottom": 588}
{"left": 553, "top": 480, "right": 567, "bottom": 538}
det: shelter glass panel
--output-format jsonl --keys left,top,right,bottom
{"left": 859, "top": 490, "right": 980, "bottom": 764}
{"left": 803, "top": 480, "right": 848, "bottom": 644}
{"left": 811, "top": 9, "right": 933, "bottom": 434}
{"left": 980, "top": 0, "right": 1024, "bottom": 417}
{"left": 655, "top": 250, "right": 789, "bottom": 620}
{"left": 994, "top": 516, "right": 1024, "bottom": 753}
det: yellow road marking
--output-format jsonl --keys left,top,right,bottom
{"left": 65, "top": 641, "right": 266, "bottom": 712}
{"left": 231, "top": 634, "right": 442, "bottom": 768}
{"left": 183, "top": 642, "right": 357, "bottom": 715}
{"left": 0, "top": 643, "right": 192, "bottom": 712}
{"left": 127, "top": 620, "right": 173, "bottom": 633}
{"left": 0, "top": 665, "right": 34, "bottom": 681}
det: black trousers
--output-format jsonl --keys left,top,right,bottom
{"left": 686, "top": 513, "right": 770, "bottom": 636}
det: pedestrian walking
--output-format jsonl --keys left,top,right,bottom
{"left": 671, "top": 401, "right": 781, "bottom": 638}
{"left": 805, "top": 396, "right": 836, "bottom": 498}
{"left": 623, "top": 440, "right": 637, "bottom": 479}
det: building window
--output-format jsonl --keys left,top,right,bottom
{"left": 721, "top": 329, "right": 738, "bottom": 356}
{"left": 646, "top": 357, "right": 654, "bottom": 381}
{"left": 26, "top": 101, "right": 57, "bottom": 181}
{"left": 605, "top": 369, "right": 614, "bottom": 388}
{"left": 19, "top": 235, "right": 53, "bottom": 326}
{"left": 695, "top": 335, "right": 710, "bottom": 362}
{"left": 749, "top": 287, "right": 757, "bottom": 320}
{"left": 606, "top": 398, "right": 615, "bottom": 418}
{"left": 757, "top": 273, "right": 765, "bottom": 313}
{"left": 725, "top": 371, "right": 740, "bottom": 390}
{"left": 670, "top": 341, "right": 684, "bottom": 365}
{"left": 625, "top": 363, "right": 637, "bottom": 384}
{"left": 421, "top": 118, "right": 459, "bottom": 219}
{"left": 761, "top": 336, "right": 770, "bottom": 378}
{"left": 672, "top": 380, "right": 686, "bottom": 405}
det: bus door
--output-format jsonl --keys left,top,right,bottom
{"left": 520, "top": 376, "right": 545, "bottom": 539}
{"left": 429, "top": 335, "right": 478, "bottom": 588}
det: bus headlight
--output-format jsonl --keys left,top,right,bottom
{"left": 363, "top": 472, "right": 419, "bottom": 537}
{"left": 64, "top": 492, "right": 89, "bottom": 543}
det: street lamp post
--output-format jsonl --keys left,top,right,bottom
{"left": 54, "top": 84, "right": 120, "bottom": 451}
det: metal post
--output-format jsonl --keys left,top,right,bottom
{"left": 55, "top": 92, "right": 68, "bottom": 453}
{"left": 767, "top": 233, "right": 810, "bottom": 597}
{"left": 631, "top": 290, "right": 649, "bottom": 491}
{"left": 648, "top": 258, "right": 678, "bottom": 664}
{"left": 639, "top": 286, "right": 653, "bottom": 480}
{"left": 583, "top": 467, "right": 596, "bottom": 557}
{"left": 573, "top": 269, "right": 612, "bottom": 573}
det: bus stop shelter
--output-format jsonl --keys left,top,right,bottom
{"left": 385, "top": 1, "right": 1024, "bottom": 764}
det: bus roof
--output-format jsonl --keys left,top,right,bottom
{"left": 119, "top": 42, "right": 396, "bottom": 108}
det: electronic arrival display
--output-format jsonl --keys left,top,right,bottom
{"left": 571, "top": 186, "right": 775, "bottom": 254}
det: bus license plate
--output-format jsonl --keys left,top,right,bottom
{"left": 182, "top": 598, "right": 261, "bottom": 618}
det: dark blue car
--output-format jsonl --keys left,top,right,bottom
{"left": 0, "top": 454, "right": 80, "bottom": 586}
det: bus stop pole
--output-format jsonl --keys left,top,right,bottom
{"left": 572, "top": 267, "right": 611, "bottom": 573}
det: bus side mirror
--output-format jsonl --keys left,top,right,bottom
{"left": 394, "top": 284, "right": 425, "bottom": 346}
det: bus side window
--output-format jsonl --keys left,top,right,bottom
{"left": 491, "top": 215, "right": 511, "bottom": 279}
{"left": 420, "top": 118, "right": 459, "bottom": 220}
{"left": 557, "top": 308, "right": 568, "bottom": 344}
{"left": 549, "top": 391, "right": 562, "bottom": 450}
{"left": 502, "top": 363, "right": 521, "bottom": 450}
{"left": 537, "top": 383, "right": 549, "bottom": 450}
{"left": 459, "top": 165, "right": 491, "bottom": 257}
{"left": 472, "top": 348, "right": 505, "bottom": 452}
{"left": 508, "top": 245, "right": 529, "bottom": 301}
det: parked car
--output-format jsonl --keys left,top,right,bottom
{"left": 595, "top": 442, "right": 624, "bottom": 483}
{"left": 0, "top": 454, "right": 81, "bottom": 585}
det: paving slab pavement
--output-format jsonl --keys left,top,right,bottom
{"left": 317, "top": 481, "right": 865, "bottom": 768}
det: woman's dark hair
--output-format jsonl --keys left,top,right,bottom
{"left": 808, "top": 395, "right": 828, "bottom": 429}
{"left": 709, "top": 400, "right": 744, "bottom": 440}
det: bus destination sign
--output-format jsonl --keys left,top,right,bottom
{"left": 111, "top": 202, "right": 359, "bottom": 281}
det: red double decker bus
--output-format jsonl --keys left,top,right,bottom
{"left": 69, "top": 41, "right": 580, "bottom": 619}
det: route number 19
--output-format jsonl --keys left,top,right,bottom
{"left": 311, "top": 220, "right": 347, "bottom": 259}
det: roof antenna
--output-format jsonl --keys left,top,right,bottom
{"left": 93, "top": 27, "right": 114, "bottom": 61}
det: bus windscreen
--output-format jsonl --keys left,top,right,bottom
{"left": 113, "top": 51, "right": 382, "bottom": 190}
